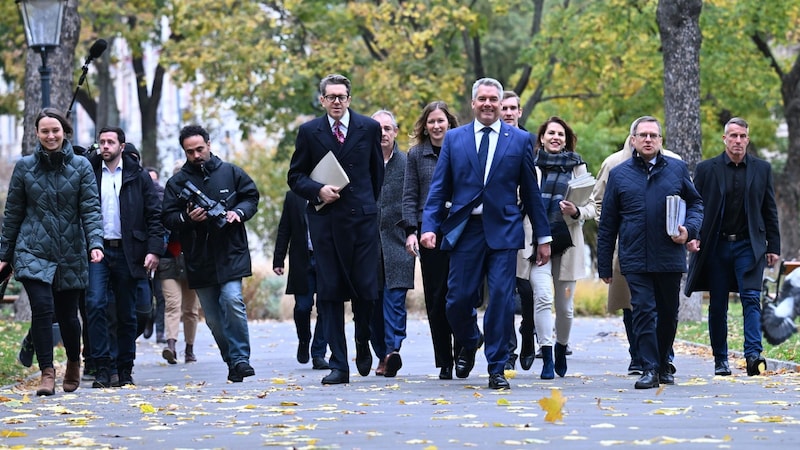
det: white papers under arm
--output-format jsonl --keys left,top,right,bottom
{"left": 310, "top": 151, "right": 350, "bottom": 211}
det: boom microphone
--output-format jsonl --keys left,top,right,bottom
{"left": 85, "top": 39, "right": 108, "bottom": 64}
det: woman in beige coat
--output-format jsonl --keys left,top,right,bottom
{"left": 518, "top": 117, "right": 595, "bottom": 379}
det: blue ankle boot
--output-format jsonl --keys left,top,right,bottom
{"left": 554, "top": 342, "right": 568, "bottom": 377}
{"left": 540, "top": 346, "right": 554, "bottom": 380}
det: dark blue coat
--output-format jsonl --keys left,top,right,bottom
{"left": 597, "top": 151, "right": 703, "bottom": 278}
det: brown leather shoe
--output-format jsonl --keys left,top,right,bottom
{"left": 383, "top": 351, "right": 402, "bottom": 377}
{"left": 63, "top": 360, "right": 81, "bottom": 392}
{"left": 162, "top": 339, "right": 177, "bottom": 364}
{"left": 375, "top": 358, "right": 387, "bottom": 376}
{"left": 184, "top": 344, "right": 197, "bottom": 363}
{"left": 37, "top": 367, "right": 56, "bottom": 396}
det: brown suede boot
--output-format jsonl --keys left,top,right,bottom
{"left": 184, "top": 344, "right": 196, "bottom": 363}
{"left": 162, "top": 339, "right": 177, "bottom": 364}
{"left": 37, "top": 367, "right": 56, "bottom": 396}
{"left": 63, "top": 360, "right": 81, "bottom": 392}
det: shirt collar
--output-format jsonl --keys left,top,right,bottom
{"left": 102, "top": 157, "right": 123, "bottom": 173}
{"left": 328, "top": 110, "right": 350, "bottom": 128}
{"left": 473, "top": 119, "right": 501, "bottom": 135}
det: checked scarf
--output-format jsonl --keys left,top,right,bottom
{"left": 535, "top": 149, "right": 585, "bottom": 222}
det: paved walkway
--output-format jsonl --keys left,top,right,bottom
{"left": 1, "top": 316, "right": 799, "bottom": 449}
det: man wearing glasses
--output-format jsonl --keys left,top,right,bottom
{"left": 685, "top": 117, "right": 780, "bottom": 377}
{"left": 288, "top": 74, "right": 384, "bottom": 385}
{"left": 597, "top": 116, "right": 703, "bottom": 389}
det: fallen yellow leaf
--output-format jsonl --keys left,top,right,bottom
{"left": 0, "top": 430, "right": 27, "bottom": 437}
{"left": 538, "top": 388, "right": 566, "bottom": 423}
{"left": 139, "top": 403, "right": 156, "bottom": 414}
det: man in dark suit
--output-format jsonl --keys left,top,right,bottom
{"left": 686, "top": 117, "right": 780, "bottom": 377}
{"left": 288, "top": 74, "right": 384, "bottom": 385}
{"left": 420, "top": 77, "right": 551, "bottom": 390}
{"left": 273, "top": 190, "right": 330, "bottom": 370}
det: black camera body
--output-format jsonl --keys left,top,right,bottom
{"left": 178, "top": 180, "right": 228, "bottom": 229}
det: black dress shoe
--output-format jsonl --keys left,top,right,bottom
{"left": 455, "top": 347, "right": 478, "bottom": 378}
{"left": 235, "top": 361, "right": 256, "bottom": 378}
{"left": 659, "top": 371, "right": 675, "bottom": 385}
{"left": 505, "top": 353, "right": 518, "bottom": 371}
{"left": 322, "top": 369, "right": 349, "bottom": 385}
{"left": 488, "top": 373, "right": 510, "bottom": 390}
{"left": 439, "top": 366, "right": 453, "bottom": 380}
{"left": 312, "top": 357, "right": 330, "bottom": 370}
{"left": 355, "top": 340, "right": 372, "bottom": 376}
{"left": 384, "top": 351, "right": 402, "bottom": 377}
{"left": 504, "top": 360, "right": 515, "bottom": 371}
{"left": 634, "top": 370, "right": 660, "bottom": 389}
{"left": 520, "top": 352, "right": 535, "bottom": 371}
{"left": 297, "top": 341, "right": 310, "bottom": 364}
{"left": 714, "top": 360, "right": 731, "bottom": 376}
{"left": 746, "top": 354, "right": 767, "bottom": 376}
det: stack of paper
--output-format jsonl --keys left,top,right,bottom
{"left": 666, "top": 195, "right": 686, "bottom": 237}
{"left": 565, "top": 173, "right": 596, "bottom": 206}
{"left": 310, "top": 151, "right": 350, "bottom": 211}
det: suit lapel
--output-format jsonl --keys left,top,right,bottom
{"left": 485, "top": 123, "right": 512, "bottom": 184}
{"left": 338, "top": 112, "right": 361, "bottom": 160}
{"left": 464, "top": 125, "right": 482, "bottom": 178}
{"left": 712, "top": 154, "right": 726, "bottom": 198}
{"left": 312, "top": 116, "right": 339, "bottom": 155}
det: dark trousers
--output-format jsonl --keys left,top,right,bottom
{"left": 21, "top": 279, "right": 82, "bottom": 369}
{"left": 625, "top": 272, "right": 681, "bottom": 373}
{"left": 319, "top": 297, "right": 372, "bottom": 373}
{"left": 294, "top": 256, "right": 327, "bottom": 359}
{"left": 708, "top": 239, "right": 763, "bottom": 360}
{"left": 419, "top": 235, "right": 460, "bottom": 368}
{"left": 446, "top": 217, "right": 516, "bottom": 375}
{"left": 508, "top": 277, "right": 535, "bottom": 358}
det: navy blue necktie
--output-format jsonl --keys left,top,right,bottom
{"left": 478, "top": 126, "right": 491, "bottom": 177}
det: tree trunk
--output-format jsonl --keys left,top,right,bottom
{"left": 132, "top": 56, "right": 165, "bottom": 169}
{"left": 774, "top": 53, "right": 800, "bottom": 260}
{"left": 657, "top": 0, "right": 703, "bottom": 322}
{"left": 21, "top": 0, "right": 80, "bottom": 155}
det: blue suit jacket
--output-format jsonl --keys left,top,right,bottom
{"left": 421, "top": 121, "right": 550, "bottom": 250}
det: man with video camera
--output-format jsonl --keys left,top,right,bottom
{"left": 162, "top": 125, "right": 260, "bottom": 383}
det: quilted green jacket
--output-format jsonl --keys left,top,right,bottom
{"left": 0, "top": 141, "right": 103, "bottom": 290}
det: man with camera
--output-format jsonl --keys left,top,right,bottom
{"left": 162, "top": 125, "right": 260, "bottom": 383}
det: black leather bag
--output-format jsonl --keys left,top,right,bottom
{"left": 549, "top": 220, "right": 574, "bottom": 256}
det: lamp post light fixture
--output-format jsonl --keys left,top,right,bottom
{"left": 16, "top": 0, "right": 67, "bottom": 108}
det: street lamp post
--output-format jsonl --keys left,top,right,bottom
{"left": 16, "top": 0, "right": 67, "bottom": 108}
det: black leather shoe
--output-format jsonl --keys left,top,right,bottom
{"left": 18, "top": 333, "right": 34, "bottom": 368}
{"left": 321, "top": 369, "right": 349, "bottom": 385}
{"left": 92, "top": 367, "right": 112, "bottom": 388}
{"left": 455, "top": 347, "right": 478, "bottom": 378}
{"left": 227, "top": 367, "right": 243, "bottom": 382}
{"left": 634, "top": 370, "right": 659, "bottom": 389}
{"left": 312, "top": 357, "right": 330, "bottom": 370}
{"left": 384, "top": 351, "right": 402, "bottom": 377}
{"left": 439, "top": 366, "right": 453, "bottom": 380}
{"left": 659, "top": 371, "right": 675, "bottom": 385}
{"left": 235, "top": 361, "right": 255, "bottom": 378}
{"left": 143, "top": 317, "right": 154, "bottom": 339}
{"left": 714, "top": 360, "right": 731, "bottom": 376}
{"left": 746, "top": 354, "right": 767, "bottom": 376}
{"left": 488, "top": 373, "right": 510, "bottom": 390}
{"left": 520, "top": 352, "right": 535, "bottom": 371}
{"left": 505, "top": 353, "right": 518, "bottom": 371}
{"left": 355, "top": 340, "right": 372, "bottom": 376}
{"left": 297, "top": 341, "right": 310, "bottom": 364}
{"left": 504, "top": 360, "right": 515, "bottom": 371}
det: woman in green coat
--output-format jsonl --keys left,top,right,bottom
{"left": 0, "top": 108, "right": 104, "bottom": 396}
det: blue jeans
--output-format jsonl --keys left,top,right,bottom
{"left": 195, "top": 279, "right": 251, "bottom": 368}
{"left": 382, "top": 287, "right": 408, "bottom": 353}
{"left": 708, "top": 239, "right": 763, "bottom": 360}
{"left": 86, "top": 246, "right": 139, "bottom": 368}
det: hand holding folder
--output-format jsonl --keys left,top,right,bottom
{"left": 310, "top": 151, "right": 350, "bottom": 211}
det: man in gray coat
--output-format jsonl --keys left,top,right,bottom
{"left": 370, "top": 110, "right": 416, "bottom": 377}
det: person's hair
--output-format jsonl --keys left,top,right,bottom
{"left": 371, "top": 110, "right": 398, "bottom": 129}
{"left": 410, "top": 101, "right": 459, "bottom": 146}
{"left": 502, "top": 90, "right": 520, "bottom": 104}
{"left": 97, "top": 126, "right": 126, "bottom": 144}
{"left": 35, "top": 107, "right": 73, "bottom": 136}
{"left": 471, "top": 78, "right": 503, "bottom": 100}
{"left": 630, "top": 115, "right": 662, "bottom": 136}
{"left": 145, "top": 166, "right": 159, "bottom": 179}
{"left": 724, "top": 117, "right": 749, "bottom": 134}
{"left": 536, "top": 116, "right": 577, "bottom": 152}
{"left": 319, "top": 74, "right": 351, "bottom": 96}
{"left": 179, "top": 124, "right": 210, "bottom": 148}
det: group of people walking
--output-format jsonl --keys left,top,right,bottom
{"left": 278, "top": 74, "right": 781, "bottom": 390}
{"left": 2, "top": 73, "right": 780, "bottom": 395}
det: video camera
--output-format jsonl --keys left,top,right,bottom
{"left": 178, "top": 180, "right": 229, "bottom": 229}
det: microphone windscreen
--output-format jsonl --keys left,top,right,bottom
{"left": 88, "top": 39, "right": 108, "bottom": 60}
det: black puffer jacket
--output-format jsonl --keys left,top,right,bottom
{"left": 0, "top": 141, "right": 103, "bottom": 290}
{"left": 162, "top": 155, "right": 259, "bottom": 289}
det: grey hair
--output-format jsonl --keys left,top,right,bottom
{"left": 471, "top": 78, "right": 504, "bottom": 100}
{"left": 724, "top": 117, "right": 749, "bottom": 134}
{"left": 630, "top": 115, "right": 662, "bottom": 136}
{"left": 371, "top": 110, "right": 398, "bottom": 129}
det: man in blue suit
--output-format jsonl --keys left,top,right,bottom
{"left": 420, "top": 78, "right": 551, "bottom": 390}
{"left": 288, "top": 74, "right": 384, "bottom": 385}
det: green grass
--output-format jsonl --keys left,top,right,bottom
{"left": 0, "top": 320, "right": 37, "bottom": 387}
{"left": 675, "top": 300, "right": 800, "bottom": 363}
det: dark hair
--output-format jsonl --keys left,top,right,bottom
{"left": 35, "top": 107, "right": 73, "bottom": 136}
{"left": 319, "top": 74, "right": 351, "bottom": 96}
{"left": 536, "top": 116, "right": 577, "bottom": 152}
{"left": 97, "top": 126, "right": 126, "bottom": 144}
{"left": 411, "top": 101, "right": 459, "bottom": 146}
{"left": 179, "top": 124, "right": 210, "bottom": 148}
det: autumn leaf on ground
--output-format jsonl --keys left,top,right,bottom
{"left": 538, "top": 388, "right": 566, "bottom": 423}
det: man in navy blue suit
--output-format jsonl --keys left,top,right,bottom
{"left": 420, "top": 78, "right": 551, "bottom": 390}
{"left": 288, "top": 74, "right": 384, "bottom": 385}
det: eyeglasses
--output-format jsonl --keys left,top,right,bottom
{"left": 635, "top": 132, "right": 661, "bottom": 140}
{"left": 323, "top": 95, "right": 349, "bottom": 103}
